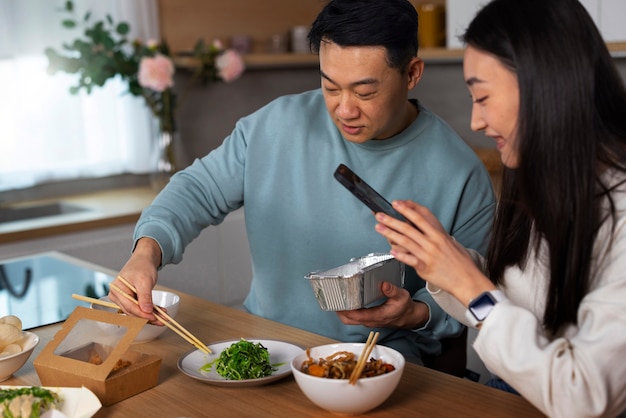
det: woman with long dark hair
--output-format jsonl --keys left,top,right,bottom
{"left": 374, "top": 0, "right": 626, "bottom": 416}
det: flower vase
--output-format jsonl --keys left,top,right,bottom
{"left": 150, "top": 128, "right": 179, "bottom": 191}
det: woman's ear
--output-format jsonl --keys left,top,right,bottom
{"left": 407, "top": 57, "right": 424, "bottom": 90}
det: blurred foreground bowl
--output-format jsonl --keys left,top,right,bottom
{"left": 91, "top": 290, "right": 180, "bottom": 343}
{"left": 291, "top": 342, "right": 405, "bottom": 415}
{"left": 0, "top": 331, "right": 39, "bottom": 382}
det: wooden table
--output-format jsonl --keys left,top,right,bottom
{"left": 8, "top": 287, "right": 543, "bottom": 417}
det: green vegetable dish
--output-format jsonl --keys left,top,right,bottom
{"left": 200, "top": 339, "right": 277, "bottom": 380}
{"left": 0, "top": 386, "right": 62, "bottom": 418}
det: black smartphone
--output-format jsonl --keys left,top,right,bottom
{"left": 334, "top": 163, "right": 406, "bottom": 221}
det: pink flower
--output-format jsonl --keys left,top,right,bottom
{"left": 146, "top": 39, "right": 160, "bottom": 49}
{"left": 216, "top": 50, "right": 245, "bottom": 83}
{"left": 138, "top": 54, "right": 175, "bottom": 92}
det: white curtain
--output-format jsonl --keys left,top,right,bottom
{"left": 0, "top": 0, "right": 160, "bottom": 192}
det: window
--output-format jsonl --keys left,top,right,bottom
{"left": 0, "top": 0, "right": 160, "bottom": 193}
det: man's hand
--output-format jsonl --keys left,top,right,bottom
{"left": 335, "top": 281, "right": 429, "bottom": 329}
{"left": 108, "top": 237, "right": 162, "bottom": 324}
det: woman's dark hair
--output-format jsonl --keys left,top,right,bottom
{"left": 308, "top": 0, "right": 418, "bottom": 71}
{"left": 463, "top": 0, "right": 626, "bottom": 335}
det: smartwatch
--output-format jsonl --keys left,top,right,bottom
{"left": 465, "top": 290, "right": 504, "bottom": 328}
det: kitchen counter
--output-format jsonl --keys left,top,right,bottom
{"left": 0, "top": 187, "right": 158, "bottom": 244}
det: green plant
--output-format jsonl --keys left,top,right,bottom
{"left": 44, "top": 0, "right": 244, "bottom": 134}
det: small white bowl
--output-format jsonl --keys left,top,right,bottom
{"left": 291, "top": 342, "right": 405, "bottom": 415}
{"left": 0, "top": 331, "right": 39, "bottom": 382}
{"left": 91, "top": 290, "right": 181, "bottom": 343}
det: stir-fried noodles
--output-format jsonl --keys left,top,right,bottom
{"left": 300, "top": 349, "right": 395, "bottom": 379}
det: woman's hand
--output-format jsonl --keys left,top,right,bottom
{"left": 375, "top": 200, "right": 493, "bottom": 306}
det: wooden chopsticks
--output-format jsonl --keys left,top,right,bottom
{"left": 349, "top": 331, "right": 380, "bottom": 385}
{"left": 111, "top": 276, "right": 212, "bottom": 354}
{"left": 73, "top": 290, "right": 211, "bottom": 354}
{"left": 73, "top": 275, "right": 211, "bottom": 354}
{"left": 72, "top": 293, "right": 120, "bottom": 310}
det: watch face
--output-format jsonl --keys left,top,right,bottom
{"left": 469, "top": 292, "right": 497, "bottom": 321}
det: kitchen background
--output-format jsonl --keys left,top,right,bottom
{"left": 1, "top": 0, "right": 626, "bottom": 382}
{"left": 3, "top": 0, "right": 626, "bottom": 327}
{"left": 164, "top": 0, "right": 626, "bottom": 159}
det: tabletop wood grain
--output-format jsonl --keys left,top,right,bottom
{"left": 7, "top": 287, "right": 544, "bottom": 417}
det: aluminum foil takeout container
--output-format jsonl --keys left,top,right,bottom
{"left": 305, "top": 253, "right": 405, "bottom": 311}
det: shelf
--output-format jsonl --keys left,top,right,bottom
{"left": 608, "top": 41, "right": 626, "bottom": 57}
{"left": 174, "top": 42, "right": 626, "bottom": 71}
{"left": 174, "top": 47, "right": 465, "bottom": 71}
{"left": 174, "top": 53, "right": 319, "bottom": 71}
{"left": 242, "top": 53, "right": 318, "bottom": 69}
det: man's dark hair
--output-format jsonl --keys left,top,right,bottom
{"left": 308, "top": 0, "right": 418, "bottom": 71}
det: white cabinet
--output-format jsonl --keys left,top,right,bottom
{"left": 445, "top": 0, "right": 489, "bottom": 49}
{"left": 581, "top": 0, "right": 601, "bottom": 24}
{"left": 595, "top": 0, "right": 626, "bottom": 42}
{"left": 446, "top": 0, "right": 626, "bottom": 49}
{"left": 157, "top": 208, "right": 252, "bottom": 308}
{"left": 0, "top": 208, "right": 253, "bottom": 308}
{"left": 581, "top": 0, "right": 626, "bottom": 42}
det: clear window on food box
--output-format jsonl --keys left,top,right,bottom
{"left": 53, "top": 318, "right": 129, "bottom": 364}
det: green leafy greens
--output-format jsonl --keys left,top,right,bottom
{"left": 0, "top": 386, "right": 61, "bottom": 417}
{"left": 201, "top": 339, "right": 276, "bottom": 380}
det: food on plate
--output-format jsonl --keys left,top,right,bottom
{"left": 300, "top": 348, "right": 395, "bottom": 379}
{"left": 200, "top": 339, "right": 276, "bottom": 380}
{"left": 0, "top": 316, "right": 27, "bottom": 358}
{"left": 0, "top": 386, "right": 62, "bottom": 418}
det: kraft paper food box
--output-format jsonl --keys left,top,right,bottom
{"left": 34, "top": 306, "right": 161, "bottom": 406}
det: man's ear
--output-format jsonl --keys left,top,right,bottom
{"left": 406, "top": 57, "right": 424, "bottom": 90}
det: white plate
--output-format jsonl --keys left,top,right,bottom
{"left": 177, "top": 339, "right": 304, "bottom": 387}
{"left": 0, "top": 386, "right": 101, "bottom": 418}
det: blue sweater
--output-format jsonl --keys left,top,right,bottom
{"left": 135, "top": 89, "right": 496, "bottom": 363}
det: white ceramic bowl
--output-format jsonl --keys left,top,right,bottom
{"left": 0, "top": 331, "right": 39, "bottom": 382}
{"left": 91, "top": 290, "right": 181, "bottom": 343}
{"left": 291, "top": 342, "right": 405, "bottom": 415}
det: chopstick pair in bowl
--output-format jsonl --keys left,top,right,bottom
{"left": 73, "top": 276, "right": 212, "bottom": 354}
{"left": 349, "top": 331, "right": 380, "bottom": 385}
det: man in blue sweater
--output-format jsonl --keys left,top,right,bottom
{"left": 111, "top": 0, "right": 496, "bottom": 366}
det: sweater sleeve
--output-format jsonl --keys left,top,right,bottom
{"left": 413, "top": 287, "right": 466, "bottom": 339}
{"left": 134, "top": 121, "right": 248, "bottom": 265}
